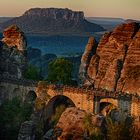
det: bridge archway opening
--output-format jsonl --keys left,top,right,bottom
{"left": 43, "top": 95, "right": 75, "bottom": 131}
{"left": 25, "top": 90, "right": 37, "bottom": 102}
{"left": 99, "top": 102, "right": 117, "bottom": 116}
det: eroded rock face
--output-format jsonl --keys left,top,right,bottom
{"left": 80, "top": 22, "right": 140, "bottom": 95}
{"left": 0, "top": 25, "right": 27, "bottom": 79}
{"left": 2, "top": 24, "right": 26, "bottom": 51}
{"left": 79, "top": 37, "right": 97, "bottom": 86}
{"left": 56, "top": 107, "right": 105, "bottom": 140}
{"left": 18, "top": 121, "right": 35, "bottom": 140}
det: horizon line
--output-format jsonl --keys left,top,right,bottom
{"left": 0, "top": 7, "right": 139, "bottom": 21}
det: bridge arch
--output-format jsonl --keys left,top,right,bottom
{"left": 42, "top": 95, "right": 75, "bottom": 131}
{"left": 100, "top": 98, "right": 118, "bottom": 107}
{"left": 47, "top": 88, "right": 94, "bottom": 112}
{"left": 99, "top": 98, "right": 118, "bottom": 116}
{"left": 44, "top": 95, "right": 75, "bottom": 118}
{"left": 25, "top": 90, "right": 37, "bottom": 102}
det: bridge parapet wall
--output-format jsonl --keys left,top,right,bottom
{"left": 1, "top": 81, "right": 140, "bottom": 121}
{"left": 0, "top": 74, "right": 37, "bottom": 87}
{"left": 48, "top": 85, "right": 140, "bottom": 120}
{"left": 0, "top": 80, "right": 36, "bottom": 104}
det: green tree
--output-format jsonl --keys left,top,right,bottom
{"left": 48, "top": 58, "right": 72, "bottom": 84}
{"left": 24, "top": 64, "right": 40, "bottom": 80}
{"left": 0, "top": 97, "right": 33, "bottom": 140}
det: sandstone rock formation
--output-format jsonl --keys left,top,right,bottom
{"left": 0, "top": 8, "right": 105, "bottom": 34}
{"left": 2, "top": 24, "right": 26, "bottom": 51}
{"left": 18, "top": 121, "right": 35, "bottom": 140}
{"left": 80, "top": 22, "right": 140, "bottom": 95}
{"left": 79, "top": 37, "right": 97, "bottom": 86}
{"left": 0, "top": 25, "right": 27, "bottom": 79}
{"left": 56, "top": 107, "right": 105, "bottom": 140}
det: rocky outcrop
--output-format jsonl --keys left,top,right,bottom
{"left": 79, "top": 37, "right": 97, "bottom": 86}
{"left": 18, "top": 121, "right": 35, "bottom": 140}
{"left": 2, "top": 25, "right": 26, "bottom": 51}
{"left": 80, "top": 22, "right": 140, "bottom": 95}
{"left": 0, "top": 25, "right": 27, "bottom": 79}
{"left": 56, "top": 107, "right": 105, "bottom": 140}
{"left": 0, "top": 8, "right": 105, "bottom": 34}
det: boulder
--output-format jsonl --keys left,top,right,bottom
{"left": 55, "top": 107, "right": 105, "bottom": 140}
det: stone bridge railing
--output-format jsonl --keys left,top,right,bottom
{"left": 46, "top": 84, "right": 140, "bottom": 118}
{"left": 0, "top": 73, "right": 37, "bottom": 87}
{"left": 47, "top": 84, "right": 140, "bottom": 103}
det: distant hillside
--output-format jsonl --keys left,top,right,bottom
{"left": 0, "top": 8, "right": 105, "bottom": 35}
{"left": 0, "top": 17, "right": 14, "bottom": 24}
{"left": 86, "top": 17, "right": 124, "bottom": 31}
{"left": 125, "top": 19, "right": 140, "bottom": 23}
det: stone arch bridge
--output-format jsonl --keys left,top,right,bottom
{"left": 0, "top": 76, "right": 140, "bottom": 120}
{"left": 0, "top": 75, "right": 37, "bottom": 104}
{"left": 45, "top": 85, "right": 140, "bottom": 117}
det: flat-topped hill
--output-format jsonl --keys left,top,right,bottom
{"left": 0, "top": 8, "right": 105, "bottom": 35}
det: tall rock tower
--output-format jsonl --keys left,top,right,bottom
{"left": 0, "top": 25, "right": 27, "bottom": 79}
{"left": 79, "top": 22, "right": 140, "bottom": 95}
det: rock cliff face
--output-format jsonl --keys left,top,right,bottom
{"left": 2, "top": 25, "right": 26, "bottom": 51}
{"left": 56, "top": 107, "right": 105, "bottom": 140}
{"left": 18, "top": 121, "right": 35, "bottom": 140}
{"left": 24, "top": 8, "right": 84, "bottom": 22}
{"left": 79, "top": 37, "right": 97, "bottom": 85}
{"left": 80, "top": 22, "right": 140, "bottom": 95}
{"left": 0, "top": 25, "right": 27, "bottom": 79}
{"left": 0, "top": 8, "right": 105, "bottom": 34}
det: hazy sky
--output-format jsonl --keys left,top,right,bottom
{"left": 0, "top": 0, "right": 140, "bottom": 20}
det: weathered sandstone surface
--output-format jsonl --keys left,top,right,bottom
{"left": 0, "top": 25, "right": 27, "bottom": 79}
{"left": 2, "top": 24, "right": 26, "bottom": 51}
{"left": 18, "top": 121, "right": 35, "bottom": 140}
{"left": 79, "top": 37, "right": 97, "bottom": 85}
{"left": 56, "top": 107, "right": 105, "bottom": 140}
{"left": 80, "top": 22, "right": 140, "bottom": 95}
